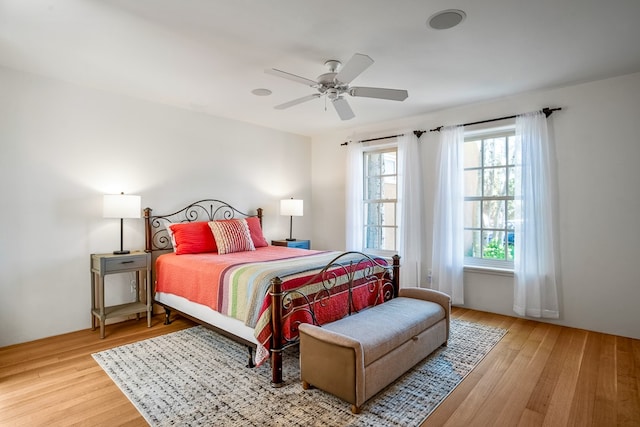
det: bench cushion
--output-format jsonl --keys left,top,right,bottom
{"left": 322, "top": 297, "right": 445, "bottom": 366}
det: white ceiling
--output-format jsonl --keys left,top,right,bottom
{"left": 2, "top": 0, "right": 640, "bottom": 137}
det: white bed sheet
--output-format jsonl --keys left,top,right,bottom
{"left": 155, "top": 291, "right": 259, "bottom": 346}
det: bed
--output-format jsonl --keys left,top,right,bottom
{"left": 144, "top": 199, "right": 400, "bottom": 385}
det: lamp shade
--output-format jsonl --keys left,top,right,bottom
{"left": 280, "top": 199, "right": 303, "bottom": 217}
{"left": 103, "top": 194, "right": 142, "bottom": 219}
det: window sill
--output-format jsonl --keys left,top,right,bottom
{"left": 464, "top": 265, "right": 514, "bottom": 277}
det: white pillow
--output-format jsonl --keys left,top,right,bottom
{"left": 157, "top": 218, "right": 177, "bottom": 251}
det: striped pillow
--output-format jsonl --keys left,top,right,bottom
{"left": 208, "top": 219, "right": 256, "bottom": 254}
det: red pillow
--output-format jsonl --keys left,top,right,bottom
{"left": 246, "top": 216, "right": 268, "bottom": 248}
{"left": 167, "top": 222, "right": 217, "bottom": 255}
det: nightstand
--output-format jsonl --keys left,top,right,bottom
{"left": 271, "top": 239, "right": 311, "bottom": 249}
{"left": 90, "top": 251, "right": 152, "bottom": 338}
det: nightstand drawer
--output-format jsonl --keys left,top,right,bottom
{"left": 104, "top": 256, "right": 147, "bottom": 272}
{"left": 92, "top": 253, "right": 149, "bottom": 273}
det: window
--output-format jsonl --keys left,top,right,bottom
{"left": 463, "top": 129, "right": 519, "bottom": 269}
{"left": 363, "top": 148, "right": 397, "bottom": 252}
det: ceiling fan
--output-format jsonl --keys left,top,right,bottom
{"left": 265, "top": 53, "right": 408, "bottom": 120}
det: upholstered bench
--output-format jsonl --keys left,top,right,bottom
{"left": 298, "top": 287, "right": 451, "bottom": 413}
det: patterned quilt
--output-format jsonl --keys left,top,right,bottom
{"left": 155, "top": 247, "right": 389, "bottom": 365}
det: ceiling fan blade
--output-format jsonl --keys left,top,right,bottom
{"left": 274, "top": 94, "right": 320, "bottom": 110}
{"left": 349, "top": 86, "right": 409, "bottom": 101}
{"left": 335, "top": 53, "right": 374, "bottom": 84}
{"left": 332, "top": 97, "right": 355, "bottom": 120}
{"left": 265, "top": 68, "right": 318, "bottom": 87}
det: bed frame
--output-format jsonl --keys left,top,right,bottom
{"left": 144, "top": 199, "right": 400, "bottom": 385}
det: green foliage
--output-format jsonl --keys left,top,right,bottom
{"left": 483, "top": 240, "right": 515, "bottom": 260}
{"left": 483, "top": 239, "right": 505, "bottom": 259}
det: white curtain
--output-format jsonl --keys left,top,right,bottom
{"left": 397, "top": 133, "right": 422, "bottom": 287}
{"left": 514, "top": 112, "right": 559, "bottom": 318}
{"left": 431, "top": 126, "right": 465, "bottom": 304}
{"left": 345, "top": 141, "right": 365, "bottom": 251}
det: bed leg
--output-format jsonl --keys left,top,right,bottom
{"left": 270, "top": 277, "right": 284, "bottom": 387}
{"left": 246, "top": 346, "right": 255, "bottom": 368}
{"left": 164, "top": 309, "right": 172, "bottom": 325}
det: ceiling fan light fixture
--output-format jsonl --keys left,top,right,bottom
{"left": 427, "top": 9, "right": 466, "bottom": 30}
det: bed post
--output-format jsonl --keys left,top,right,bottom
{"left": 392, "top": 254, "right": 401, "bottom": 298}
{"left": 270, "top": 276, "right": 284, "bottom": 386}
{"left": 144, "top": 207, "right": 152, "bottom": 253}
{"left": 257, "top": 207, "right": 263, "bottom": 228}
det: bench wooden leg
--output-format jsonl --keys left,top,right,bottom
{"left": 302, "top": 380, "right": 311, "bottom": 390}
{"left": 351, "top": 404, "right": 361, "bottom": 414}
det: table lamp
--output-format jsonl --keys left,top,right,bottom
{"left": 280, "top": 198, "right": 303, "bottom": 241}
{"left": 103, "top": 192, "right": 142, "bottom": 254}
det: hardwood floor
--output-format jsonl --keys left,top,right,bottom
{"left": 1, "top": 309, "right": 638, "bottom": 426}
{"left": 424, "top": 308, "right": 640, "bottom": 427}
{"left": 0, "top": 316, "right": 196, "bottom": 427}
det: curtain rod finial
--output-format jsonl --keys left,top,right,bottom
{"left": 542, "top": 107, "right": 562, "bottom": 118}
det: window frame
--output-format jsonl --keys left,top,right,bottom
{"left": 362, "top": 146, "right": 398, "bottom": 256}
{"left": 463, "top": 127, "right": 517, "bottom": 270}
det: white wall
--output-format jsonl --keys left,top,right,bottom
{"left": 311, "top": 72, "right": 640, "bottom": 340}
{"left": 0, "top": 66, "right": 312, "bottom": 347}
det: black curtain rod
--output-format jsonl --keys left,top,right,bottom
{"left": 428, "top": 107, "right": 561, "bottom": 132}
{"left": 340, "top": 108, "right": 560, "bottom": 145}
{"left": 360, "top": 133, "right": 404, "bottom": 143}
{"left": 340, "top": 134, "right": 402, "bottom": 146}
{"left": 340, "top": 130, "right": 427, "bottom": 146}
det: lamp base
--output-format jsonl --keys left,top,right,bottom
{"left": 113, "top": 250, "right": 131, "bottom": 255}
{"left": 285, "top": 238, "right": 297, "bottom": 241}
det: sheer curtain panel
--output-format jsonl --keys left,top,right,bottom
{"left": 346, "top": 142, "right": 365, "bottom": 251}
{"left": 431, "top": 126, "right": 465, "bottom": 304}
{"left": 514, "top": 112, "right": 560, "bottom": 318}
{"left": 397, "top": 133, "right": 422, "bottom": 287}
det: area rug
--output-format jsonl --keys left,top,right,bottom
{"left": 93, "top": 319, "right": 506, "bottom": 426}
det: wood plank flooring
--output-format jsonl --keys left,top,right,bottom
{"left": 1, "top": 309, "right": 638, "bottom": 426}
{"left": 424, "top": 308, "right": 640, "bottom": 427}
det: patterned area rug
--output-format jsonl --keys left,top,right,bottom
{"left": 93, "top": 319, "right": 506, "bottom": 426}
